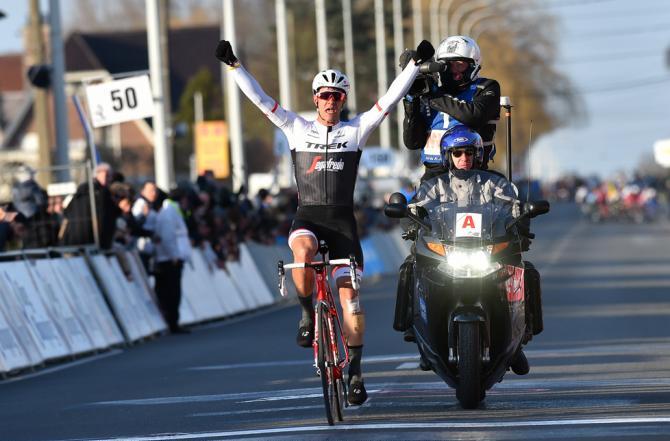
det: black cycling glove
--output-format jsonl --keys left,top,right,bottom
{"left": 215, "top": 40, "right": 238, "bottom": 66}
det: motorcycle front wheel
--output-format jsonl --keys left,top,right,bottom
{"left": 456, "top": 321, "right": 483, "bottom": 409}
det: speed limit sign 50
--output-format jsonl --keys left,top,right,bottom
{"left": 85, "top": 75, "right": 154, "bottom": 128}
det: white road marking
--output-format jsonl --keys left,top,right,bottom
{"left": 84, "top": 417, "right": 670, "bottom": 441}
{"left": 83, "top": 377, "right": 670, "bottom": 408}
{"left": 186, "top": 353, "right": 418, "bottom": 371}
{"left": 396, "top": 362, "right": 420, "bottom": 370}
{"left": 189, "top": 404, "right": 321, "bottom": 417}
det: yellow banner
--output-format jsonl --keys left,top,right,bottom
{"left": 194, "top": 121, "right": 229, "bottom": 178}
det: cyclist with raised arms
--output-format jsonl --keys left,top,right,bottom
{"left": 216, "top": 38, "right": 434, "bottom": 405}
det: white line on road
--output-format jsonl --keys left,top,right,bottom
{"left": 186, "top": 353, "right": 419, "bottom": 371}
{"left": 83, "top": 417, "right": 670, "bottom": 441}
{"left": 84, "top": 378, "right": 670, "bottom": 407}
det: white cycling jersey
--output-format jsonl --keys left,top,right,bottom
{"left": 230, "top": 63, "right": 420, "bottom": 206}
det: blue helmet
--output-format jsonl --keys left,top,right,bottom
{"left": 440, "top": 125, "right": 484, "bottom": 169}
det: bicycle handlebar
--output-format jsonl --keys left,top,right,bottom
{"left": 277, "top": 255, "right": 359, "bottom": 296}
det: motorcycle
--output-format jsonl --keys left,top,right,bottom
{"left": 385, "top": 186, "right": 549, "bottom": 409}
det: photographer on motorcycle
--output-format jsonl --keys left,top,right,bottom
{"left": 401, "top": 35, "right": 500, "bottom": 181}
{"left": 396, "top": 125, "right": 540, "bottom": 375}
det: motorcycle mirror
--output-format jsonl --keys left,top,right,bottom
{"left": 524, "top": 200, "right": 551, "bottom": 218}
{"left": 384, "top": 203, "right": 407, "bottom": 219}
{"left": 388, "top": 192, "right": 408, "bottom": 205}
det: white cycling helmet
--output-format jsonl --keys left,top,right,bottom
{"left": 435, "top": 35, "right": 482, "bottom": 84}
{"left": 312, "top": 69, "right": 350, "bottom": 95}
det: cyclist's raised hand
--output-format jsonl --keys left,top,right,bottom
{"left": 215, "top": 40, "right": 238, "bottom": 66}
{"left": 399, "top": 49, "right": 417, "bottom": 69}
{"left": 413, "top": 40, "right": 435, "bottom": 65}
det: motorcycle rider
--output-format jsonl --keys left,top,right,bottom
{"left": 401, "top": 35, "right": 501, "bottom": 181}
{"left": 398, "top": 125, "right": 535, "bottom": 375}
{"left": 215, "top": 38, "right": 435, "bottom": 405}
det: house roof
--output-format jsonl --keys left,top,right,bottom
{"left": 65, "top": 25, "right": 222, "bottom": 112}
{"left": 0, "top": 54, "right": 25, "bottom": 92}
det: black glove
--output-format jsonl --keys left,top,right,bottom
{"left": 399, "top": 49, "right": 416, "bottom": 69}
{"left": 412, "top": 40, "right": 435, "bottom": 64}
{"left": 215, "top": 40, "right": 238, "bottom": 66}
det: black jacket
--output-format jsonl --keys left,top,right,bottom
{"left": 403, "top": 77, "right": 501, "bottom": 170}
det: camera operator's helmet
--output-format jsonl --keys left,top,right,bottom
{"left": 312, "top": 69, "right": 350, "bottom": 95}
{"left": 435, "top": 35, "right": 482, "bottom": 89}
{"left": 440, "top": 125, "right": 484, "bottom": 170}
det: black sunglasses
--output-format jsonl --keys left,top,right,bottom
{"left": 316, "top": 91, "right": 345, "bottom": 101}
{"left": 451, "top": 149, "right": 475, "bottom": 158}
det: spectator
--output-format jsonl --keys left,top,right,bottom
{"left": 132, "top": 180, "right": 159, "bottom": 272}
{"left": 11, "top": 165, "right": 58, "bottom": 248}
{"left": 61, "top": 162, "right": 120, "bottom": 249}
{"left": 154, "top": 187, "right": 193, "bottom": 334}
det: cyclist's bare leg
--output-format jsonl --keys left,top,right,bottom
{"left": 290, "top": 236, "right": 318, "bottom": 297}
{"left": 336, "top": 281, "right": 365, "bottom": 346}
{"left": 290, "top": 235, "right": 318, "bottom": 347}
{"left": 337, "top": 276, "right": 368, "bottom": 404}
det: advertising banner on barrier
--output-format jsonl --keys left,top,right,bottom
{"left": 0, "top": 262, "right": 70, "bottom": 361}
{"left": 105, "top": 256, "right": 157, "bottom": 340}
{"left": 238, "top": 244, "right": 275, "bottom": 307}
{"left": 0, "top": 302, "right": 31, "bottom": 373}
{"left": 124, "top": 252, "right": 167, "bottom": 333}
{"left": 63, "top": 257, "right": 124, "bottom": 346}
{"left": 182, "top": 251, "right": 227, "bottom": 321}
{"left": 89, "top": 255, "right": 145, "bottom": 342}
{"left": 0, "top": 276, "right": 43, "bottom": 367}
{"left": 199, "top": 243, "right": 244, "bottom": 316}
{"left": 29, "top": 260, "right": 95, "bottom": 355}
{"left": 211, "top": 266, "right": 248, "bottom": 315}
{"left": 226, "top": 260, "right": 260, "bottom": 310}
{"left": 107, "top": 257, "right": 156, "bottom": 338}
{"left": 53, "top": 259, "right": 110, "bottom": 350}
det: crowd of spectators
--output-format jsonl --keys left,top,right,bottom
{"left": 0, "top": 164, "right": 396, "bottom": 266}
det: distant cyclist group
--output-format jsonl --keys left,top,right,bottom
{"left": 216, "top": 30, "right": 541, "bottom": 406}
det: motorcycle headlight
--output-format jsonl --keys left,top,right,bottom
{"left": 438, "top": 247, "right": 501, "bottom": 278}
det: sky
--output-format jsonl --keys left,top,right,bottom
{"left": 528, "top": 0, "right": 670, "bottom": 180}
{"left": 1, "top": 0, "right": 669, "bottom": 181}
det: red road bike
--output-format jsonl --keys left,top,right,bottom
{"left": 278, "top": 241, "right": 358, "bottom": 425}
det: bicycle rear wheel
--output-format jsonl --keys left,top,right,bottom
{"left": 317, "top": 303, "right": 334, "bottom": 425}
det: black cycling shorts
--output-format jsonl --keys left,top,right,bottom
{"left": 288, "top": 206, "right": 364, "bottom": 277}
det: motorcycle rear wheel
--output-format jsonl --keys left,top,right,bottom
{"left": 456, "top": 321, "right": 483, "bottom": 409}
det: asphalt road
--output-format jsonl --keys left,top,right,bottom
{"left": 2, "top": 203, "right": 670, "bottom": 440}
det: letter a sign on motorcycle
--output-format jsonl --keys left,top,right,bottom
{"left": 456, "top": 213, "right": 482, "bottom": 238}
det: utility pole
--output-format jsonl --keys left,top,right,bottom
{"left": 374, "top": 0, "right": 391, "bottom": 148}
{"left": 315, "top": 0, "right": 328, "bottom": 71}
{"left": 49, "top": 0, "right": 70, "bottom": 182}
{"left": 29, "top": 0, "right": 52, "bottom": 186}
{"left": 393, "top": 0, "right": 404, "bottom": 152}
{"left": 341, "top": 0, "right": 357, "bottom": 113}
{"left": 146, "top": 0, "right": 174, "bottom": 190}
{"left": 222, "top": 0, "right": 246, "bottom": 192}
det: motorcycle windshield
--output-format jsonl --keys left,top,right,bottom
{"left": 426, "top": 202, "right": 511, "bottom": 246}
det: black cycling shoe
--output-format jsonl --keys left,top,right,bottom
{"left": 348, "top": 376, "right": 368, "bottom": 405}
{"left": 510, "top": 349, "right": 530, "bottom": 375}
{"left": 296, "top": 325, "right": 313, "bottom": 348}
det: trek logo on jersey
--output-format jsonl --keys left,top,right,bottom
{"left": 306, "top": 156, "right": 345, "bottom": 174}
{"left": 304, "top": 141, "right": 349, "bottom": 150}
